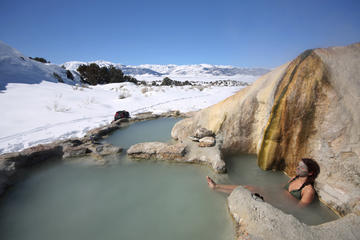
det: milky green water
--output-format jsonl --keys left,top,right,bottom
{"left": 0, "top": 118, "right": 339, "bottom": 240}
{"left": 104, "top": 117, "right": 180, "bottom": 149}
{"left": 0, "top": 118, "right": 235, "bottom": 240}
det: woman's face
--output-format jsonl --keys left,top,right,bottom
{"left": 296, "top": 161, "right": 309, "bottom": 177}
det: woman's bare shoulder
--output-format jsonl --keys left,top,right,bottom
{"left": 302, "top": 185, "right": 315, "bottom": 195}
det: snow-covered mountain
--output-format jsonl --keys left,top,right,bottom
{"left": 0, "top": 39, "right": 269, "bottom": 91}
{"left": 0, "top": 41, "right": 81, "bottom": 90}
{"left": 63, "top": 61, "right": 269, "bottom": 83}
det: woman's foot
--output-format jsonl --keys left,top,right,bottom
{"left": 206, "top": 176, "right": 216, "bottom": 189}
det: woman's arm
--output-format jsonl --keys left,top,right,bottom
{"left": 298, "top": 186, "right": 315, "bottom": 207}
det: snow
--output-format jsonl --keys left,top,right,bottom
{"left": 0, "top": 41, "right": 256, "bottom": 154}
{"left": 0, "top": 41, "right": 80, "bottom": 90}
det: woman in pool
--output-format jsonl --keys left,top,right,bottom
{"left": 206, "top": 158, "right": 320, "bottom": 206}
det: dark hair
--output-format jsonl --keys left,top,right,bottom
{"left": 301, "top": 158, "right": 320, "bottom": 187}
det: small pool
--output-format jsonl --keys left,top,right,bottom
{"left": 0, "top": 118, "right": 235, "bottom": 240}
{"left": 223, "top": 154, "right": 339, "bottom": 225}
{"left": 104, "top": 117, "right": 180, "bottom": 149}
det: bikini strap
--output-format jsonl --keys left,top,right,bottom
{"left": 299, "top": 182, "right": 312, "bottom": 191}
{"left": 289, "top": 176, "right": 298, "bottom": 183}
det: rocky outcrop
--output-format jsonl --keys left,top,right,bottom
{"left": 127, "top": 138, "right": 226, "bottom": 173}
{"left": 171, "top": 43, "right": 360, "bottom": 216}
{"left": 127, "top": 142, "right": 186, "bottom": 160}
{"left": 228, "top": 186, "right": 360, "bottom": 240}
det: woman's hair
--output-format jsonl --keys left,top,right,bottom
{"left": 301, "top": 158, "right": 320, "bottom": 186}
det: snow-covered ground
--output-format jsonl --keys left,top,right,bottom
{"left": 0, "top": 81, "right": 244, "bottom": 154}
{"left": 0, "top": 41, "right": 260, "bottom": 154}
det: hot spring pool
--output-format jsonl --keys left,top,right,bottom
{"left": 0, "top": 118, "right": 339, "bottom": 240}
{"left": 0, "top": 118, "right": 234, "bottom": 240}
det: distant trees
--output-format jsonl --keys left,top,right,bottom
{"left": 160, "top": 77, "right": 192, "bottom": 86}
{"left": 66, "top": 70, "right": 74, "bottom": 80}
{"left": 77, "top": 63, "right": 139, "bottom": 85}
{"left": 53, "top": 72, "right": 63, "bottom": 82}
{"left": 30, "top": 57, "right": 50, "bottom": 63}
{"left": 76, "top": 64, "right": 194, "bottom": 87}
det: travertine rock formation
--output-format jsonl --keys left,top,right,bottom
{"left": 171, "top": 43, "right": 360, "bottom": 216}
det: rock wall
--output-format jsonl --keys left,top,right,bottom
{"left": 171, "top": 43, "right": 360, "bottom": 215}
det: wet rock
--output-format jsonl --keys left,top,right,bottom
{"left": 63, "top": 146, "right": 91, "bottom": 159}
{"left": 63, "top": 138, "right": 83, "bottom": 147}
{"left": 194, "top": 127, "right": 214, "bottom": 139}
{"left": 92, "top": 144, "right": 122, "bottom": 156}
{"left": 198, "top": 136, "right": 216, "bottom": 147}
{"left": 85, "top": 125, "right": 119, "bottom": 142}
{"left": 127, "top": 142, "right": 186, "bottom": 161}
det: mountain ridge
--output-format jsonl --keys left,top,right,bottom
{"left": 62, "top": 61, "right": 270, "bottom": 82}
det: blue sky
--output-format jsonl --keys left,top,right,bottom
{"left": 0, "top": 0, "right": 359, "bottom": 68}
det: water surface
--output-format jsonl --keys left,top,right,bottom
{"left": 105, "top": 117, "right": 180, "bottom": 149}
{"left": 0, "top": 118, "right": 234, "bottom": 240}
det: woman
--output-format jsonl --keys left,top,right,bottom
{"left": 206, "top": 158, "right": 320, "bottom": 206}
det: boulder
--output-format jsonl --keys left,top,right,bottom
{"left": 127, "top": 142, "right": 186, "bottom": 161}
{"left": 184, "top": 139, "right": 226, "bottom": 173}
{"left": 194, "top": 127, "right": 214, "bottom": 139}
{"left": 198, "top": 136, "right": 216, "bottom": 147}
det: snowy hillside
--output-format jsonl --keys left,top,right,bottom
{"left": 0, "top": 41, "right": 81, "bottom": 91}
{"left": 63, "top": 61, "right": 269, "bottom": 83}
{"left": 0, "top": 41, "right": 256, "bottom": 154}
